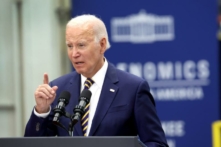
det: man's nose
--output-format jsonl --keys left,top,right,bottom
{"left": 72, "top": 47, "right": 80, "bottom": 58}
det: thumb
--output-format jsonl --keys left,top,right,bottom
{"left": 52, "top": 86, "right": 58, "bottom": 92}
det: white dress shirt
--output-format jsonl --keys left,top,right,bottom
{"left": 80, "top": 59, "right": 108, "bottom": 136}
{"left": 34, "top": 59, "right": 108, "bottom": 136}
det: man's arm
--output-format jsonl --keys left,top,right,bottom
{"left": 135, "top": 80, "right": 168, "bottom": 147}
{"left": 24, "top": 108, "right": 57, "bottom": 136}
{"left": 24, "top": 73, "right": 58, "bottom": 136}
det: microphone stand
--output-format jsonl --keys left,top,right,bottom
{"left": 68, "top": 104, "right": 85, "bottom": 136}
{"left": 52, "top": 107, "right": 72, "bottom": 136}
{"left": 69, "top": 117, "right": 78, "bottom": 136}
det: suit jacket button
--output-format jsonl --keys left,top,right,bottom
{"left": 36, "top": 123, "right": 40, "bottom": 131}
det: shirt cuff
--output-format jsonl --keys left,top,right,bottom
{"left": 34, "top": 106, "right": 51, "bottom": 118}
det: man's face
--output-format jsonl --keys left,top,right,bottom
{"left": 66, "top": 25, "right": 106, "bottom": 78}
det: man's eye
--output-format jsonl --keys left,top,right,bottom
{"left": 67, "top": 44, "right": 73, "bottom": 48}
{"left": 78, "top": 43, "right": 86, "bottom": 47}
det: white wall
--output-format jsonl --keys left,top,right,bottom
{"left": 0, "top": 0, "right": 71, "bottom": 136}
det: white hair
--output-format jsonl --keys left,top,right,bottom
{"left": 66, "top": 14, "right": 111, "bottom": 49}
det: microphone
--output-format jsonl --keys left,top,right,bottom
{"left": 53, "top": 91, "right": 71, "bottom": 123}
{"left": 71, "top": 89, "right": 92, "bottom": 124}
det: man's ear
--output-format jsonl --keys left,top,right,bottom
{"left": 99, "top": 38, "right": 107, "bottom": 54}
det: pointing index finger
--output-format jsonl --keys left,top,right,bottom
{"left": 43, "top": 73, "right": 49, "bottom": 84}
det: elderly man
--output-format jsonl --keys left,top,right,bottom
{"left": 25, "top": 14, "right": 168, "bottom": 147}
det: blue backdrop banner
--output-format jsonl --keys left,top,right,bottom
{"left": 71, "top": 0, "right": 220, "bottom": 146}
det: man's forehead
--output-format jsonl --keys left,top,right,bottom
{"left": 66, "top": 31, "right": 94, "bottom": 44}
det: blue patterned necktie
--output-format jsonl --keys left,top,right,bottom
{"left": 81, "top": 78, "right": 94, "bottom": 136}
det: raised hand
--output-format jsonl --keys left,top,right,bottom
{"left": 34, "top": 73, "right": 58, "bottom": 113}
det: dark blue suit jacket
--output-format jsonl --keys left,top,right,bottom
{"left": 25, "top": 63, "right": 168, "bottom": 147}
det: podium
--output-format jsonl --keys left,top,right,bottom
{"left": 0, "top": 136, "right": 145, "bottom": 147}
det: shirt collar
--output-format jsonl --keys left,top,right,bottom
{"left": 81, "top": 58, "right": 108, "bottom": 90}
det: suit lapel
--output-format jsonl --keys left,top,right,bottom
{"left": 89, "top": 63, "right": 119, "bottom": 136}
{"left": 66, "top": 72, "right": 83, "bottom": 136}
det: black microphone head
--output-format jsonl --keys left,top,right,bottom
{"left": 80, "top": 89, "right": 92, "bottom": 103}
{"left": 71, "top": 89, "right": 92, "bottom": 123}
{"left": 58, "top": 91, "right": 71, "bottom": 104}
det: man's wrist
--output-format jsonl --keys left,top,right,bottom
{"left": 35, "top": 105, "right": 50, "bottom": 114}
{"left": 34, "top": 106, "right": 51, "bottom": 118}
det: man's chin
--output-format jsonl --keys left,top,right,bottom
{"left": 74, "top": 69, "right": 85, "bottom": 75}
{"left": 75, "top": 69, "right": 83, "bottom": 74}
